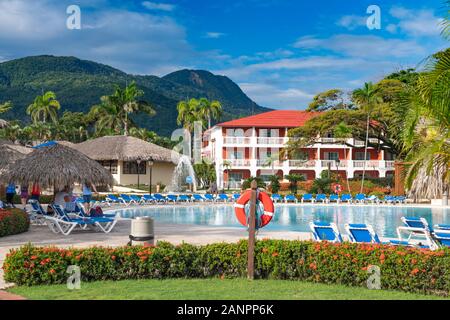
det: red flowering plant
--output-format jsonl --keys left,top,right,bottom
{"left": 0, "top": 208, "right": 29, "bottom": 237}
{"left": 3, "top": 240, "right": 449, "bottom": 296}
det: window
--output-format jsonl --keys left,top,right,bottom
{"left": 355, "top": 152, "right": 370, "bottom": 160}
{"left": 325, "top": 152, "right": 339, "bottom": 160}
{"left": 98, "top": 160, "right": 118, "bottom": 174}
{"left": 123, "top": 161, "right": 146, "bottom": 175}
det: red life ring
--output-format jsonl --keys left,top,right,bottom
{"left": 333, "top": 184, "right": 342, "bottom": 194}
{"left": 234, "top": 190, "right": 274, "bottom": 228}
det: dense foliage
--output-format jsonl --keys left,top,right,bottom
{"left": 0, "top": 208, "right": 30, "bottom": 237}
{"left": 4, "top": 241, "right": 449, "bottom": 296}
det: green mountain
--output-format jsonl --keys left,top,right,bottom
{"left": 0, "top": 55, "right": 269, "bottom": 136}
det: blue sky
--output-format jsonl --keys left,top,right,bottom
{"left": 0, "top": 0, "right": 447, "bottom": 108}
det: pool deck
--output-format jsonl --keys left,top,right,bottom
{"left": 1, "top": 202, "right": 448, "bottom": 289}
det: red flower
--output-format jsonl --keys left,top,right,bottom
{"left": 309, "top": 262, "right": 317, "bottom": 270}
{"left": 262, "top": 248, "right": 269, "bottom": 253}
{"left": 410, "top": 268, "right": 420, "bottom": 276}
{"left": 272, "top": 252, "right": 279, "bottom": 257}
{"left": 49, "top": 269, "right": 56, "bottom": 274}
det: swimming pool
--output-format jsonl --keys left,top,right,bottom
{"left": 114, "top": 204, "right": 450, "bottom": 238}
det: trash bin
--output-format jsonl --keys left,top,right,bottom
{"left": 129, "top": 217, "right": 154, "bottom": 246}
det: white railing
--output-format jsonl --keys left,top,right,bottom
{"left": 289, "top": 160, "right": 316, "bottom": 168}
{"left": 353, "top": 139, "right": 365, "bottom": 146}
{"left": 321, "top": 160, "right": 348, "bottom": 168}
{"left": 257, "top": 137, "right": 286, "bottom": 145}
{"left": 224, "top": 159, "right": 251, "bottom": 167}
{"left": 256, "top": 159, "right": 282, "bottom": 167}
{"left": 385, "top": 161, "right": 395, "bottom": 168}
{"left": 223, "top": 137, "right": 251, "bottom": 144}
{"left": 353, "top": 160, "right": 379, "bottom": 168}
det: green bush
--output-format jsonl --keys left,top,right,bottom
{"left": 3, "top": 241, "right": 449, "bottom": 296}
{"left": 0, "top": 208, "right": 30, "bottom": 237}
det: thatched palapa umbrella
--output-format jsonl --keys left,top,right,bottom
{"left": 0, "top": 142, "right": 32, "bottom": 174}
{"left": 3, "top": 142, "right": 113, "bottom": 190}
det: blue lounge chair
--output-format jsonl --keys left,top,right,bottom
{"left": 310, "top": 221, "right": 343, "bottom": 243}
{"left": 203, "top": 194, "right": 215, "bottom": 202}
{"left": 301, "top": 193, "right": 315, "bottom": 203}
{"left": 395, "top": 196, "right": 406, "bottom": 204}
{"left": 284, "top": 194, "right": 298, "bottom": 203}
{"left": 396, "top": 217, "right": 438, "bottom": 250}
{"left": 271, "top": 194, "right": 282, "bottom": 203}
{"left": 435, "top": 224, "right": 450, "bottom": 231}
{"left": 48, "top": 204, "right": 117, "bottom": 235}
{"left": 232, "top": 194, "right": 241, "bottom": 201}
{"left": 119, "top": 194, "right": 137, "bottom": 205}
{"left": 315, "top": 194, "right": 327, "bottom": 203}
{"left": 105, "top": 194, "right": 124, "bottom": 205}
{"left": 217, "top": 193, "right": 230, "bottom": 202}
{"left": 354, "top": 193, "right": 366, "bottom": 204}
{"left": 192, "top": 194, "right": 206, "bottom": 202}
{"left": 74, "top": 202, "right": 117, "bottom": 219}
{"left": 383, "top": 195, "right": 396, "bottom": 204}
{"left": 433, "top": 231, "right": 450, "bottom": 248}
{"left": 142, "top": 194, "right": 156, "bottom": 203}
{"left": 153, "top": 194, "right": 168, "bottom": 203}
{"left": 178, "top": 195, "right": 190, "bottom": 202}
{"left": 27, "top": 200, "right": 47, "bottom": 225}
{"left": 166, "top": 194, "right": 178, "bottom": 203}
{"left": 366, "top": 195, "right": 380, "bottom": 204}
{"left": 329, "top": 194, "right": 340, "bottom": 203}
{"left": 345, "top": 224, "right": 381, "bottom": 244}
{"left": 341, "top": 194, "right": 353, "bottom": 204}
{"left": 129, "top": 195, "right": 145, "bottom": 204}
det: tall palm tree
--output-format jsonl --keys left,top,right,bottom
{"left": 197, "top": 98, "right": 222, "bottom": 129}
{"left": 90, "top": 82, "right": 155, "bottom": 136}
{"left": 176, "top": 98, "right": 201, "bottom": 131}
{"left": 0, "top": 101, "right": 12, "bottom": 128}
{"left": 26, "top": 91, "right": 61, "bottom": 124}
{"left": 352, "top": 82, "right": 381, "bottom": 193}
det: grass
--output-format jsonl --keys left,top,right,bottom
{"left": 8, "top": 279, "right": 448, "bottom": 300}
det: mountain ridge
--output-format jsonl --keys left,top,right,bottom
{"left": 0, "top": 55, "right": 269, "bottom": 136}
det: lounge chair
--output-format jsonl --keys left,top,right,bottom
{"left": 119, "top": 194, "right": 137, "bottom": 206}
{"left": 217, "top": 193, "right": 230, "bottom": 202}
{"left": 130, "top": 195, "right": 145, "bottom": 205}
{"left": 315, "top": 194, "right": 327, "bottom": 203}
{"left": 153, "top": 194, "right": 168, "bottom": 203}
{"left": 396, "top": 217, "right": 439, "bottom": 250}
{"left": 345, "top": 223, "right": 381, "bottom": 244}
{"left": 366, "top": 195, "right": 380, "bottom": 204}
{"left": 178, "top": 195, "right": 190, "bottom": 202}
{"left": 301, "top": 193, "right": 315, "bottom": 203}
{"left": 192, "top": 194, "right": 206, "bottom": 202}
{"left": 340, "top": 194, "right": 353, "bottom": 204}
{"left": 105, "top": 194, "right": 124, "bottom": 205}
{"left": 232, "top": 194, "right": 241, "bottom": 201}
{"left": 433, "top": 230, "right": 450, "bottom": 248}
{"left": 166, "top": 194, "right": 178, "bottom": 203}
{"left": 435, "top": 224, "right": 450, "bottom": 231}
{"left": 270, "top": 194, "right": 282, "bottom": 203}
{"left": 354, "top": 193, "right": 366, "bottom": 204}
{"left": 329, "top": 194, "right": 340, "bottom": 203}
{"left": 383, "top": 195, "right": 396, "bottom": 204}
{"left": 310, "top": 221, "right": 343, "bottom": 243}
{"left": 142, "top": 194, "right": 156, "bottom": 204}
{"left": 284, "top": 194, "right": 298, "bottom": 203}
{"left": 74, "top": 202, "right": 117, "bottom": 219}
{"left": 47, "top": 204, "right": 117, "bottom": 235}
{"left": 395, "top": 196, "right": 406, "bottom": 204}
{"left": 203, "top": 194, "right": 215, "bottom": 202}
{"left": 27, "top": 200, "right": 47, "bottom": 225}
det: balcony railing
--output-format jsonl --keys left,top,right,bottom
{"left": 289, "top": 160, "right": 316, "bottom": 168}
{"left": 224, "top": 159, "right": 251, "bottom": 167}
{"left": 353, "top": 160, "right": 379, "bottom": 168}
{"left": 256, "top": 159, "right": 283, "bottom": 167}
{"left": 257, "top": 137, "right": 286, "bottom": 145}
{"left": 223, "top": 137, "right": 251, "bottom": 144}
{"left": 385, "top": 161, "right": 395, "bottom": 168}
{"left": 321, "top": 160, "right": 348, "bottom": 168}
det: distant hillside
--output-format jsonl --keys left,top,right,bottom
{"left": 0, "top": 55, "right": 269, "bottom": 136}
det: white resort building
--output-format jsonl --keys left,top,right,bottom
{"left": 202, "top": 110, "right": 396, "bottom": 190}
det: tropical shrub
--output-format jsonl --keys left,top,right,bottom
{"left": 4, "top": 241, "right": 449, "bottom": 296}
{"left": 268, "top": 175, "right": 280, "bottom": 194}
{"left": 0, "top": 208, "right": 30, "bottom": 237}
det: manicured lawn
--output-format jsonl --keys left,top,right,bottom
{"left": 8, "top": 279, "right": 448, "bottom": 300}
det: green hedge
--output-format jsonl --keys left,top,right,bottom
{"left": 0, "top": 208, "right": 30, "bottom": 237}
{"left": 3, "top": 241, "right": 449, "bottom": 296}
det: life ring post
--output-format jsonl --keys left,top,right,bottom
{"left": 247, "top": 180, "right": 258, "bottom": 280}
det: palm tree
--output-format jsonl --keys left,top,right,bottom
{"left": 26, "top": 91, "right": 61, "bottom": 124}
{"left": 333, "top": 122, "right": 353, "bottom": 192}
{"left": 263, "top": 153, "right": 279, "bottom": 176}
{"left": 176, "top": 98, "right": 201, "bottom": 131}
{"left": 0, "top": 101, "right": 12, "bottom": 128}
{"left": 90, "top": 82, "right": 155, "bottom": 136}
{"left": 352, "top": 82, "right": 381, "bottom": 193}
{"left": 197, "top": 98, "right": 222, "bottom": 129}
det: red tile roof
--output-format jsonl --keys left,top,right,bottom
{"left": 217, "top": 110, "right": 319, "bottom": 128}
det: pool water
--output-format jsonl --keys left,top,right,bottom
{"left": 115, "top": 204, "right": 450, "bottom": 238}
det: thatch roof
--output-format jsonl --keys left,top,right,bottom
{"left": 74, "top": 135, "right": 179, "bottom": 163}
{"left": 0, "top": 143, "right": 32, "bottom": 174}
{"left": 2, "top": 143, "right": 114, "bottom": 189}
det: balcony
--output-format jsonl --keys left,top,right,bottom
{"left": 223, "top": 137, "right": 251, "bottom": 145}
{"left": 289, "top": 160, "right": 316, "bottom": 168}
{"left": 385, "top": 161, "right": 395, "bottom": 168}
{"left": 256, "top": 137, "right": 286, "bottom": 145}
{"left": 224, "top": 159, "right": 251, "bottom": 167}
{"left": 256, "top": 159, "right": 283, "bottom": 167}
{"left": 321, "top": 160, "right": 348, "bottom": 168}
{"left": 353, "top": 160, "right": 380, "bottom": 168}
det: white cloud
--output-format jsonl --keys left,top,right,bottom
{"left": 142, "top": 1, "right": 175, "bottom": 12}
{"left": 204, "top": 32, "right": 226, "bottom": 39}
{"left": 337, "top": 15, "right": 367, "bottom": 30}
{"left": 388, "top": 7, "right": 442, "bottom": 37}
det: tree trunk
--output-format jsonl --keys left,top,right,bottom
{"left": 360, "top": 112, "right": 370, "bottom": 193}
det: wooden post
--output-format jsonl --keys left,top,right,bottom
{"left": 247, "top": 180, "right": 258, "bottom": 280}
